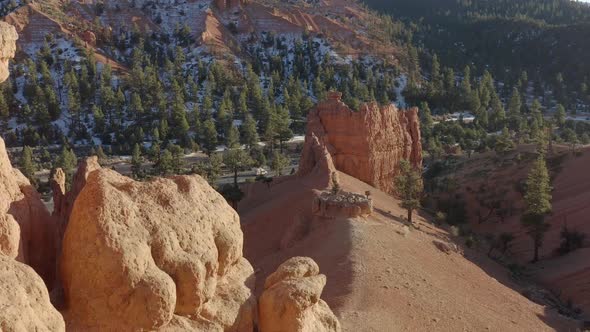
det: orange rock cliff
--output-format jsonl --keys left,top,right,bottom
{"left": 300, "top": 91, "right": 422, "bottom": 194}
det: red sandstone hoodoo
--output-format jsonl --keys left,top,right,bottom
{"left": 301, "top": 91, "right": 422, "bottom": 195}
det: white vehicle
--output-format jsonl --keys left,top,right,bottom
{"left": 255, "top": 167, "right": 268, "bottom": 176}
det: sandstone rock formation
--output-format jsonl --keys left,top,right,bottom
{"left": 0, "top": 52, "right": 56, "bottom": 288}
{"left": 258, "top": 257, "right": 341, "bottom": 332}
{"left": 51, "top": 157, "right": 101, "bottom": 236}
{"left": 50, "top": 157, "right": 101, "bottom": 303}
{"left": 0, "top": 256, "right": 65, "bottom": 331}
{"left": 0, "top": 22, "right": 17, "bottom": 82}
{"left": 0, "top": 23, "right": 64, "bottom": 330}
{"left": 60, "top": 167, "right": 256, "bottom": 331}
{"left": 301, "top": 91, "right": 422, "bottom": 194}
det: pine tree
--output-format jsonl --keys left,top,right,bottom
{"left": 554, "top": 104, "right": 566, "bottom": 127}
{"left": 394, "top": 160, "right": 423, "bottom": 224}
{"left": 223, "top": 148, "right": 253, "bottom": 187}
{"left": 20, "top": 146, "right": 37, "bottom": 187}
{"left": 131, "top": 143, "right": 142, "bottom": 179}
{"left": 508, "top": 88, "right": 522, "bottom": 131}
{"left": 521, "top": 155, "right": 552, "bottom": 262}
{"left": 275, "top": 105, "right": 293, "bottom": 152}
{"left": 0, "top": 90, "right": 8, "bottom": 118}
{"left": 226, "top": 124, "right": 240, "bottom": 149}
{"left": 562, "top": 128, "right": 578, "bottom": 153}
{"left": 202, "top": 119, "right": 218, "bottom": 155}
{"left": 241, "top": 115, "right": 259, "bottom": 149}
{"left": 270, "top": 151, "right": 290, "bottom": 176}
{"left": 130, "top": 92, "right": 144, "bottom": 122}
{"left": 56, "top": 146, "right": 78, "bottom": 189}
{"left": 495, "top": 127, "right": 515, "bottom": 154}
{"left": 156, "top": 149, "right": 174, "bottom": 176}
{"left": 419, "top": 102, "right": 434, "bottom": 138}
{"left": 490, "top": 92, "right": 506, "bottom": 131}
{"left": 96, "top": 145, "right": 108, "bottom": 163}
{"left": 429, "top": 54, "right": 442, "bottom": 96}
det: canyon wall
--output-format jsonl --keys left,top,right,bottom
{"left": 300, "top": 92, "right": 422, "bottom": 195}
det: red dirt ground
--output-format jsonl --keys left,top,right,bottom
{"left": 239, "top": 168, "right": 580, "bottom": 331}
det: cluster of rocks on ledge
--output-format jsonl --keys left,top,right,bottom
{"left": 312, "top": 190, "right": 373, "bottom": 219}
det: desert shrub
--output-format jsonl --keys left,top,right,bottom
{"left": 557, "top": 225, "right": 587, "bottom": 255}
{"left": 437, "top": 195, "right": 467, "bottom": 225}
{"left": 449, "top": 226, "right": 460, "bottom": 237}
{"left": 508, "top": 263, "right": 526, "bottom": 280}
{"left": 435, "top": 211, "right": 446, "bottom": 224}
{"left": 464, "top": 235, "right": 477, "bottom": 248}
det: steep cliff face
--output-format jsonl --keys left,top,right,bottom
{"left": 301, "top": 92, "right": 422, "bottom": 194}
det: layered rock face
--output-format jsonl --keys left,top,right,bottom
{"left": 259, "top": 257, "right": 341, "bottom": 332}
{"left": 60, "top": 167, "right": 256, "bottom": 331}
{"left": 301, "top": 92, "right": 422, "bottom": 194}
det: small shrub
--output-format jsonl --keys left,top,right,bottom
{"left": 465, "top": 235, "right": 477, "bottom": 248}
{"left": 557, "top": 225, "right": 587, "bottom": 255}
{"left": 449, "top": 226, "right": 460, "bottom": 237}
{"left": 435, "top": 211, "right": 447, "bottom": 224}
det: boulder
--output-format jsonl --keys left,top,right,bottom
{"left": 259, "top": 257, "right": 341, "bottom": 332}
{"left": 301, "top": 91, "right": 422, "bottom": 194}
{"left": 60, "top": 167, "right": 256, "bottom": 331}
{"left": 0, "top": 256, "right": 65, "bottom": 331}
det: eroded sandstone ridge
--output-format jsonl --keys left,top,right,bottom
{"left": 0, "top": 22, "right": 17, "bottom": 82}
{"left": 0, "top": 22, "right": 65, "bottom": 331}
{"left": 300, "top": 92, "right": 422, "bottom": 194}
{"left": 60, "top": 167, "right": 256, "bottom": 331}
{"left": 259, "top": 257, "right": 341, "bottom": 332}
{"left": 0, "top": 22, "right": 56, "bottom": 287}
